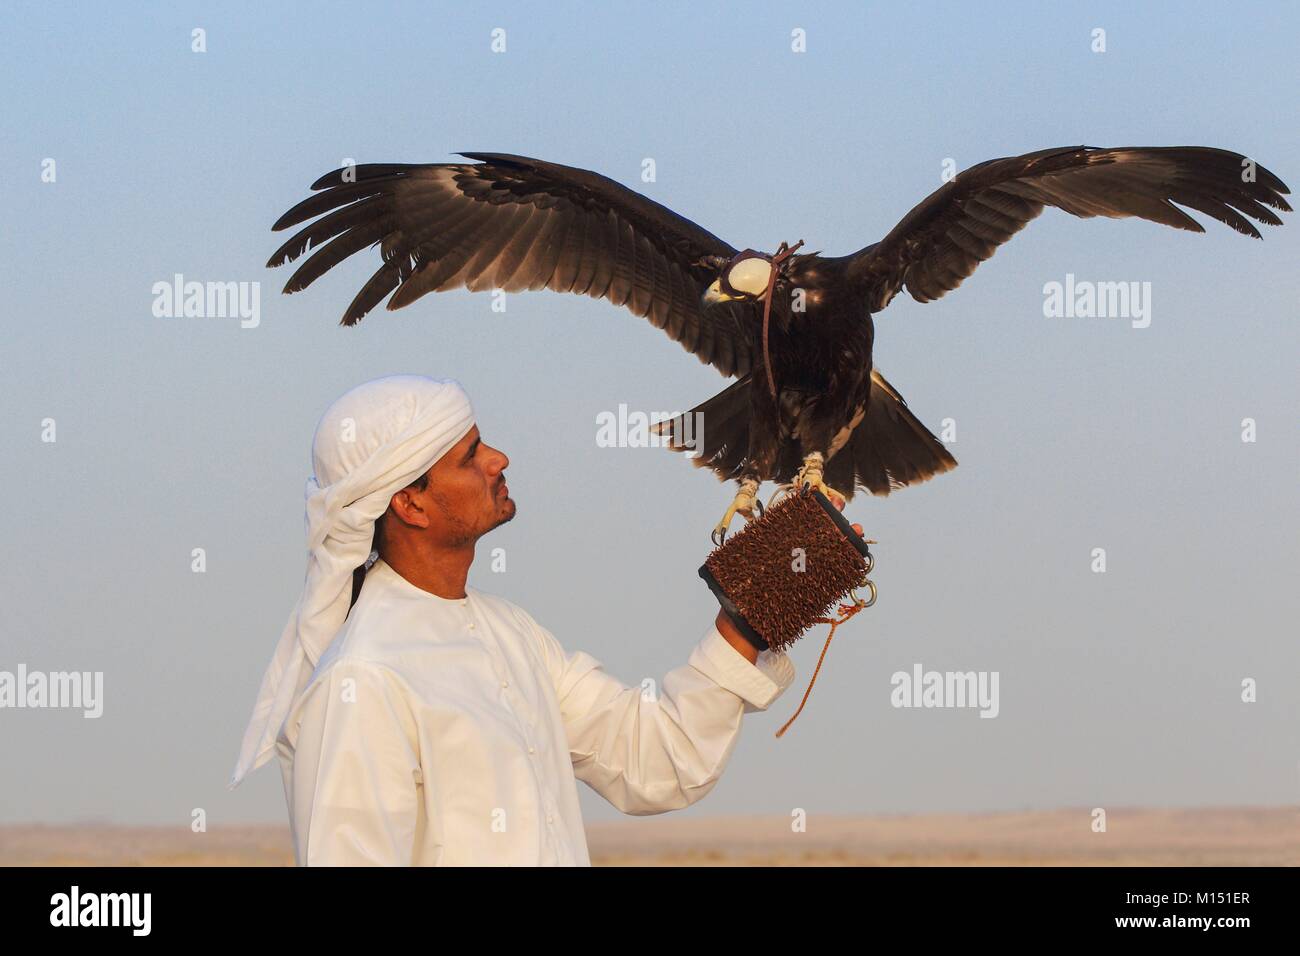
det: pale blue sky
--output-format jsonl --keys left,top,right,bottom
{"left": 1, "top": 1, "right": 1296, "bottom": 825}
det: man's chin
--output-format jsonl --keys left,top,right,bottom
{"left": 492, "top": 497, "right": 516, "bottom": 527}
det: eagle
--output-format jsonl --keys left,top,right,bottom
{"left": 266, "top": 147, "right": 1290, "bottom": 542}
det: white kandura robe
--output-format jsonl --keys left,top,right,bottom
{"left": 275, "top": 558, "right": 797, "bottom": 865}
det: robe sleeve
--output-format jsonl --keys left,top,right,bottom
{"left": 281, "top": 658, "right": 423, "bottom": 866}
{"left": 519, "top": 610, "right": 797, "bottom": 815}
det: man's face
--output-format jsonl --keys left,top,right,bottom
{"left": 414, "top": 425, "right": 515, "bottom": 545}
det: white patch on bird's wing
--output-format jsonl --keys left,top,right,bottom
{"left": 828, "top": 404, "right": 867, "bottom": 458}
{"left": 869, "top": 366, "right": 897, "bottom": 397}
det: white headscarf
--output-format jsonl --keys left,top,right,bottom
{"left": 229, "top": 374, "right": 475, "bottom": 788}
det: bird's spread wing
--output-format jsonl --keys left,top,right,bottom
{"left": 267, "top": 152, "right": 756, "bottom": 378}
{"left": 848, "top": 146, "right": 1291, "bottom": 312}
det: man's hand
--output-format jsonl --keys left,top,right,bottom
{"left": 714, "top": 495, "right": 863, "bottom": 665}
{"left": 831, "top": 490, "right": 864, "bottom": 538}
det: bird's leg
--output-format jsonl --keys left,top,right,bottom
{"left": 712, "top": 476, "right": 762, "bottom": 547}
{"left": 792, "top": 451, "right": 848, "bottom": 509}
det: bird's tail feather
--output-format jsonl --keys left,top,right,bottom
{"left": 649, "top": 375, "right": 753, "bottom": 480}
{"left": 650, "top": 369, "right": 957, "bottom": 498}
{"left": 830, "top": 369, "right": 957, "bottom": 501}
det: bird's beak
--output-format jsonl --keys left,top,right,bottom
{"left": 702, "top": 279, "right": 736, "bottom": 307}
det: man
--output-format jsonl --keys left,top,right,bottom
{"left": 230, "top": 374, "right": 856, "bottom": 866}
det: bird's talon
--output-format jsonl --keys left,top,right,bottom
{"left": 766, "top": 485, "right": 789, "bottom": 509}
{"left": 712, "top": 479, "right": 760, "bottom": 545}
{"left": 792, "top": 453, "right": 848, "bottom": 509}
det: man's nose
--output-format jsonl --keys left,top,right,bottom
{"left": 489, "top": 447, "right": 509, "bottom": 472}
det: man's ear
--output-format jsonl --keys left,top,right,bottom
{"left": 388, "top": 488, "right": 432, "bottom": 529}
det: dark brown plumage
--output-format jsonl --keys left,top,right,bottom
{"left": 848, "top": 146, "right": 1290, "bottom": 311}
{"left": 266, "top": 147, "right": 1290, "bottom": 534}
{"left": 267, "top": 153, "right": 757, "bottom": 377}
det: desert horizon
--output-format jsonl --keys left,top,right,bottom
{"left": 3, "top": 806, "right": 1296, "bottom": 866}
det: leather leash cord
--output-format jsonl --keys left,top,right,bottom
{"left": 774, "top": 597, "right": 866, "bottom": 738}
{"left": 760, "top": 239, "right": 804, "bottom": 402}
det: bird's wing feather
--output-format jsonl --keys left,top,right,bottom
{"left": 847, "top": 146, "right": 1291, "bottom": 311}
{"left": 267, "top": 152, "right": 756, "bottom": 378}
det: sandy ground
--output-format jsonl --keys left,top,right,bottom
{"left": 2, "top": 806, "right": 1296, "bottom": 866}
